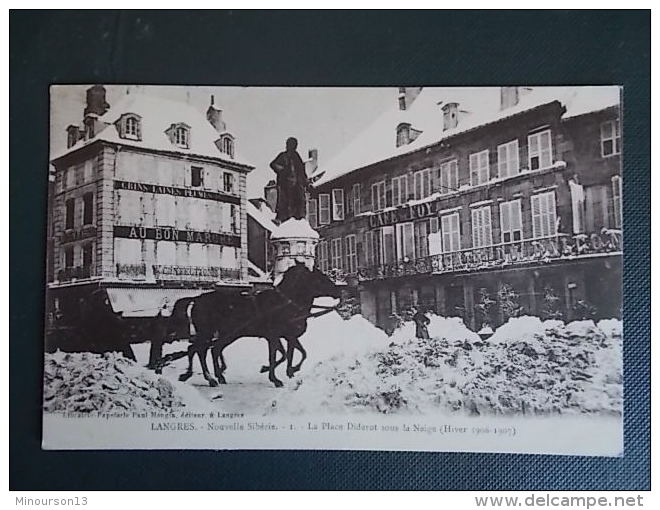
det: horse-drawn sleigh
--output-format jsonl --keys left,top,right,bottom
{"left": 46, "top": 263, "right": 340, "bottom": 388}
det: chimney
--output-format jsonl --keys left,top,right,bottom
{"left": 500, "top": 87, "right": 520, "bottom": 110}
{"left": 442, "top": 102, "right": 459, "bottom": 131}
{"left": 206, "top": 95, "right": 226, "bottom": 133}
{"left": 66, "top": 125, "right": 81, "bottom": 148}
{"left": 397, "top": 87, "right": 422, "bottom": 111}
{"left": 306, "top": 148, "right": 319, "bottom": 175}
{"left": 84, "top": 85, "right": 109, "bottom": 117}
{"left": 264, "top": 179, "right": 278, "bottom": 213}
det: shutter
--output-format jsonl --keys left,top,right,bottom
{"left": 364, "top": 231, "right": 371, "bottom": 266}
{"left": 472, "top": 208, "right": 481, "bottom": 247}
{"left": 470, "top": 153, "right": 478, "bottom": 185}
{"left": 392, "top": 178, "right": 399, "bottom": 206}
{"left": 510, "top": 141, "right": 519, "bottom": 175}
{"left": 430, "top": 216, "right": 439, "bottom": 233}
{"left": 483, "top": 206, "right": 492, "bottom": 246}
{"left": 532, "top": 195, "right": 542, "bottom": 237}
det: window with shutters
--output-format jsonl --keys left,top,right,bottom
{"left": 344, "top": 235, "right": 357, "bottom": 274}
{"left": 413, "top": 168, "right": 432, "bottom": 200}
{"left": 82, "top": 192, "right": 94, "bottom": 225}
{"left": 352, "top": 183, "right": 361, "bottom": 215}
{"left": 584, "top": 185, "right": 611, "bottom": 232}
{"left": 471, "top": 206, "right": 492, "bottom": 248}
{"left": 331, "top": 238, "right": 343, "bottom": 270}
{"left": 223, "top": 172, "right": 235, "bottom": 193}
{"left": 306, "top": 198, "right": 318, "bottom": 228}
{"left": 612, "top": 176, "right": 622, "bottom": 228}
{"left": 371, "top": 181, "right": 386, "bottom": 211}
{"left": 64, "top": 246, "right": 74, "bottom": 268}
{"left": 65, "top": 167, "right": 75, "bottom": 189}
{"left": 318, "top": 193, "right": 331, "bottom": 225}
{"left": 469, "top": 150, "right": 490, "bottom": 186}
{"left": 392, "top": 175, "right": 408, "bottom": 207}
{"left": 499, "top": 200, "right": 522, "bottom": 243}
{"left": 82, "top": 242, "right": 94, "bottom": 269}
{"left": 441, "top": 213, "right": 461, "bottom": 253}
{"left": 428, "top": 217, "right": 442, "bottom": 255}
{"left": 382, "top": 226, "right": 396, "bottom": 264}
{"left": 601, "top": 120, "right": 621, "bottom": 157}
{"left": 83, "top": 159, "right": 94, "bottom": 183}
{"left": 364, "top": 230, "right": 374, "bottom": 266}
{"left": 439, "top": 160, "right": 459, "bottom": 195}
{"left": 65, "top": 198, "right": 75, "bottom": 229}
{"left": 316, "top": 240, "right": 329, "bottom": 273}
{"left": 414, "top": 220, "right": 429, "bottom": 258}
{"left": 396, "top": 222, "right": 415, "bottom": 261}
{"left": 531, "top": 191, "right": 557, "bottom": 238}
{"left": 528, "top": 129, "right": 553, "bottom": 170}
{"left": 191, "top": 166, "right": 204, "bottom": 187}
{"left": 332, "top": 188, "right": 345, "bottom": 221}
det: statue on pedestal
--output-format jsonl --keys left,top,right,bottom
{"left": 269, "top": 137, "right": 310, "bottom": 224}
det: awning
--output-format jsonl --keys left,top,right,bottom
{"left": 106, "top": 287, "right": 209, "bottom": 318}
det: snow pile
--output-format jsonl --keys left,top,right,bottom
{"left": 43, "top": 351, "right": 207, "bottom": 413}
{"left": 271, "top": 218, "right": 319, "bottom": 239}
{"left": 267, "top": 315, "right": 622, "bottom": 416}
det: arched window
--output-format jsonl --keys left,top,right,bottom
{"left": 396, "top": 123, "right": 411, "bottom": 147}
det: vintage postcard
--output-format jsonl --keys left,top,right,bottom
{"left": 42, "top": 85, "right": 623, "bottom": 455}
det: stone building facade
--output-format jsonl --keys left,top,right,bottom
{"left": 48, "top": 86, "right": 254, "bottom": 321}
{"left": 308, "top": 87, "right": 622, "bottom": 331}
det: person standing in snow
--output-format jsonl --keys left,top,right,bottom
{"left": 269, "top": 137, "right": 310, "bottom": 223}
{"left": 148, "top": 297, "right": 172, "bottom": 371}
{"left": 411, "top": 306, "right": 430, "bottom": 340}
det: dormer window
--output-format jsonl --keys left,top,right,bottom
{"left": 167, "top": 123, "right": 191, "bottom": 148}
{"left": 221, "top": 134, "right": 235, "bottom": 158}
{"left": 396, "top": 123, "right": 411, "bottom": 147}
{"left": 117, "top": 113, "right": 142, "bottom": 141}
{"left": 175, "top": 126, "right": 189, "bottom": 147}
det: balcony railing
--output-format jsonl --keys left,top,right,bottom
{"left": 152, "top": 265, "right": 242, "bottom": 282}
{"left": 334, "top": 230, "right": 621, "bottom": 282}
{"left": 57, "top": 265, "right": 93, "bottom": 282}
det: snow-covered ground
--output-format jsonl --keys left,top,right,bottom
{"left": 45, "top": 305, "right": 622, "bottom": 419}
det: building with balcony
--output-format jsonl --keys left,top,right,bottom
{"left": 308, "top": 86, "right": 622, "bottom": 331}
{"left": 48, "top": 86, "right": 254, "bottom": 321}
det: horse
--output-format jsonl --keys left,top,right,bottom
{"left": 178, "top": 262, "right": 340, "bottom": 388}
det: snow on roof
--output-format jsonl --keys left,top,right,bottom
{"left": 313, "top": 86, "right": 620, "bottom": 187}
{"left": 247, "top": 200, "right": 278, "bottom": 232}
{"left": 52, "top": 93, "right": 254, "bottom": 168}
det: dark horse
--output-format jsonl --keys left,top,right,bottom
{"left": 178, "top": 263, "right": 340, "bottom": 388}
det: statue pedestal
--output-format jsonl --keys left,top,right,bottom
{"left": 270, "top": 218, "right": 319, "bottom": 278}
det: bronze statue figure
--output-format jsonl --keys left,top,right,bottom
{"left": 269, "top": 137, "right": 310, "bottom": 223}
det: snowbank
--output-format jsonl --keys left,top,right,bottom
{"left": 43, "top": 351, "right": 208, "bottom": 413}
{"left": 267, "top": 315, "right": 622, "bottom": 417}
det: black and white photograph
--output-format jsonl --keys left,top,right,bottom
{"left": 41, "top": 84, "right": 623, "bottom": 455}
